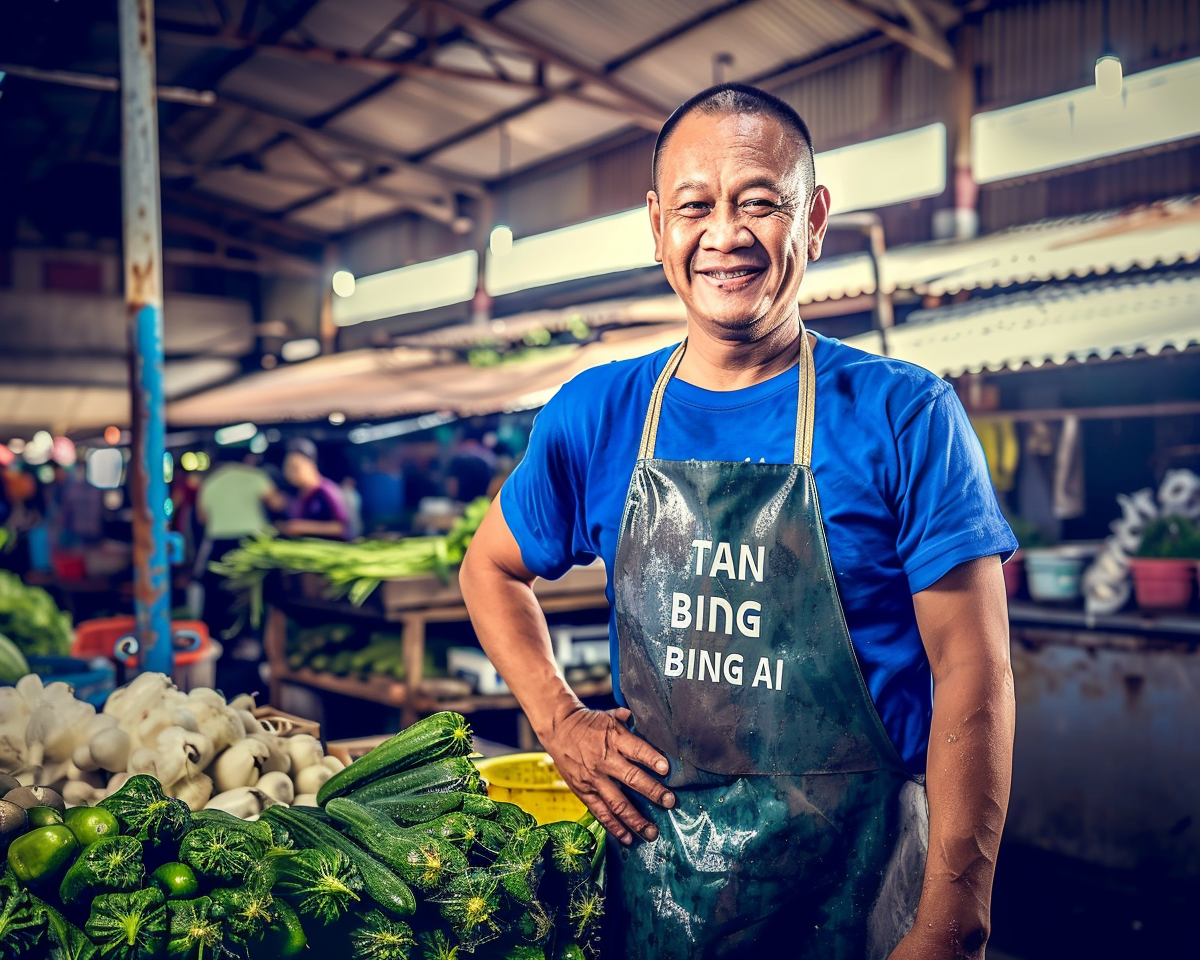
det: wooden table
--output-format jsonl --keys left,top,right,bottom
{"left": 264, "top": 562, "right": 610, "bottom": 740}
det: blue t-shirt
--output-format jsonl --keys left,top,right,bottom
{"left": 501, "top": 332, "right": 1016, "bottom": 772}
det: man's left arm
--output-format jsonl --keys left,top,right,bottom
{"left": 890, "top": 554, "right": 1015, "bottom": 960}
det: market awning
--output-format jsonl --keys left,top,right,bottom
{"left": 842, "top": 271, "right": 1200, "bottom": 378}
{"left": 802, "top": 195, "right": 1200, "bottom": 303}
{"left": 167, "top": 322, "right": 688, "bottom": 426}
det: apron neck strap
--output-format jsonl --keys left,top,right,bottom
{"left": 638, "top": 321, "right": 817, "bottom": 466}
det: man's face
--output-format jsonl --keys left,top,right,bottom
{"left": 648, "top": 111, "right": 830, "bottom": 341}
{"left": 283, "top": 452, "right": 311, "bottom": 489}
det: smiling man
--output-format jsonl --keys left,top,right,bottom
{"left": 461, "top": 83, "right": 1017, "bottom": 959}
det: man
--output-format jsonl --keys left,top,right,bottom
{"left": 195, "top": 447, "right": 285, "bottom": 637}
{"left": 277, "top": 439, "right": 350, "bottom": 540}
{"left": 460, "top": 83, "right": 1016, "bottom": 959}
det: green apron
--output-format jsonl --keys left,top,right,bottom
{"left": 611, "top": 327, "right": 928, "bottom": 959}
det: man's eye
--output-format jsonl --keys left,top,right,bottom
{"left": 743, "top": 199, "right": 778, "bottom": 212}
{"left": 679, "top": 202, "right": 710, "bottom": 214}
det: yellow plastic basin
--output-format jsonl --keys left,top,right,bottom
{"left": 473, "top": 752, "right": 586, "bottom": 825}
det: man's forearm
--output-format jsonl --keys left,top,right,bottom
{"left": 459, "top": 551, "right": 580, "bottom": 739}
{"left": 911, "top": 657, "right": 1015, "bottom": 956}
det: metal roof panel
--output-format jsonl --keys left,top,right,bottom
{"left": 844, "top": 272, "right": 1200, "bottom": 378}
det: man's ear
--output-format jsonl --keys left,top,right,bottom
{"left": 807, "top": 185, "right": 832, "bottom": 262}
{"left": 647, "top": 191, "right": 663, "bottom": 264}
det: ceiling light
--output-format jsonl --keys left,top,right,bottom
{"left": 1095, "top": 55, "right": 1123, "bottom": 98}
{"left": 214, "top": 422, "right": 257, "bottom": 445}
{"left": 281, "top": 338, "right": 321, "bottom": 362}
{"left": 331, "top": 269, "right": 356, "bottom": 297}
{"left": 489, "top": 225, "right": 513, "bottom": 257}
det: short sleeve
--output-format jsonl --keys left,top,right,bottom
{"left": 500, "top": 391, "right": 594, "bottom": 580}
{"left": 894, "top": 383, "right": 1017, "bottom": 593}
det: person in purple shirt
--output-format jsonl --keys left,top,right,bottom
{"left": 278, "top": 438, "right": 350, "bottom": 540}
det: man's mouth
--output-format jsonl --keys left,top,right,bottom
{"left": 695, "top": 266, "right": 765, "bottom": 284}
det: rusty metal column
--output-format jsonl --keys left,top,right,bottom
{"left": 119, "top": 0, "right": 173, "bottom": 675}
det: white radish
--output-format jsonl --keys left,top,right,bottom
{"left": 256, "top": 771, "right": 295, "bottom": 806}
{"left": 293, "top": 763, "right": 333, "bottom": 796}
{"left": 211, "top": 738, "right": 270, "bottom": 793}
{"left": 321, "top": 755, "right": 345, "bottom": 774}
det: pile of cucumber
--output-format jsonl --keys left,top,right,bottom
{"left": 275, "top": 709, "right": 605, "bottom": 959}
{"left": 285, "top": 624, "right": 412, "bottom": 680}
{"left": 0, "top": 710, "right": 604, "bottom": 960}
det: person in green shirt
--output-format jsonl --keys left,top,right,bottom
{"left": 195, "top": 448, "right": 285, "bottom": 638}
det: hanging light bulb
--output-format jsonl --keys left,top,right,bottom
{"left": 490, "top": 225, "right": 514, "bottom": 257}
{"left": 1095, "top": 54, "right": 1123, "bottom": 98}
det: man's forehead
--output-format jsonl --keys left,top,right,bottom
{"left": 659, "top": 112, "right": 805, "bottom": 192}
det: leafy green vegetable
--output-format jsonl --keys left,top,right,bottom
{"left": 543, "top": 822, "right": 596, "bottom": 876}
{"left": 166, "top": 897, "right": 221, "bottom": 960}
{"left": 59, "top": 835, "right": 145, "bottom": 904}
{"left": 434, "top": 868, "right": 503, "bottom": 945}
{"left": 212, "top": 499, "right": 490, "bottom": 624}
{"left": 84, "top": 888, "right": 168, "bottom": 960}
{"left": 351, "top": 910, "right": 417, "bottom": 960}
{"left": 208, "top": 884, "right": 275, "bottom": 945}
{"left": 37, "top": 897, "right": 97, "bottom": 960}
{"left": 419, "top": 929, "right": 460, "bottom": 960}
{"left": 0, "top": 571, "right": 72, "bottom": 658}
{"left": 0, "top": 871, "right": 47, "bottom": 957}
{"left": 567, "top": 886, "right": 603, "bottom": 941}
{"left": 492, "top": 829, "right": 549, "bottom": 905}
{"left": 97, "top": 775, "right": 191, "bottom": 848}
{"left": 179, "top": 824, "right": 264, "bottom": 885}
{"left": 257, "top": 849, "right": 362, "bottom": 924}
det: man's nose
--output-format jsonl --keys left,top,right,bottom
{"left": 701, "top": 201, "right": 753, "bottom": 252}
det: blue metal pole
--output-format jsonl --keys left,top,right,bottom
{"left": 119, "top": 0, "right": 173, "bottom": 676}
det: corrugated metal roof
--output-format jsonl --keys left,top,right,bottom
{"left": 167, "top": 321, "right": 688, "bottom": 424}
{"left": 801, "top": 195, "right": 1200, "bottom": 301}
{"left": 842, "top": 271, "right": 1200, "bottom": 378}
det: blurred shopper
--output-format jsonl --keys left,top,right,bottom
{"left": 195, "top": 447, "right": 283, "bottom": 636}
{"left": 278, "top": 438, "right": 349, "bottom": 539}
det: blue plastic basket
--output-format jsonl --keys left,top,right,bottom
{"left": 23, "top": 656, "right": 117, "bottom": 706}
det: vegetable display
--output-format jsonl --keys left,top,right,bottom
{"left": 0, "top": 572, "right": 73, "bottom": 659}
{"left": 211, "top": 497, "right": 490, "bottom": 624}
{"left": 0, "top": 708, "right": 603, "bottom": 959}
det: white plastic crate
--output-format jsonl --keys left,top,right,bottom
{"left": 447, "top": 646, "right": 510, "bottom": 695}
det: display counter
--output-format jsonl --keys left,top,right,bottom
{"left": 264, "top": 561, "right": 611, "bottom": 743}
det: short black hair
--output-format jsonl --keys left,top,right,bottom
{"left": 651, "top": 82, "right": 816, "bottom": 198}
{"left": 286, "top": 438, "right": 319, "bottom": 464}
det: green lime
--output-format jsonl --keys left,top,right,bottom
{"left": 25, "top": 806, "right": 64, "bottom": 829}
{"left": 151, "top": 862, "right": 200, "bottom": 899}
{"left": 63, "top": 806, "right": 119, "bottom": 847}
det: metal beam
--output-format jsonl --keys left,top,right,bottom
{"left": 825, "top": 0, "right": 955, "bottom": 70}
{"left": 411, "top": 0, "right": 667, "bottom": 127}
{"left": 0, "top": 62, "right": 216, "bottom": 106}
{"left": 161, "top": 213, "right": 321, "bottom": 275}
{"left": 119, "top": 0, "right": 173, "bottom": 675}
{"left": 156, "top": 29, "right": 658, "bottom": 124}
{"left": 160, "top": 186, "right": 326, "bottom": 244}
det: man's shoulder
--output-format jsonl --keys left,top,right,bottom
{"left": 815, "top": 333, "right": 951, "bottom": 420}
{"left": 548, "top": 344, "right": 674, "bottom": 420}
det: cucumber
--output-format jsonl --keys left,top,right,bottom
{"left": 342, "top": 756, "right": 484, "bottom": 805}
{"left": 491, "top": 801, "right": 537, "bottom": 835}
{"left": 260, "top": 807, "right": 415, "bottom": 916}
{"left": 317, "top": 712, "right": 474, "bottom": 805}
{"left": 350, "top": 642, "right": 400, "bottom": 672}
{"left": 361, "top": 791, "right": 473, "bottom": 826}
{"left": 325, "top": 798, "right": 467, "bottom": 891}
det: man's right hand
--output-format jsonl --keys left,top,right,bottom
{"left": 539, "top": 704, "right": 676, "bottom": 845}
{"left": 459, "top": 499, "right": 676, "bottom": 844}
